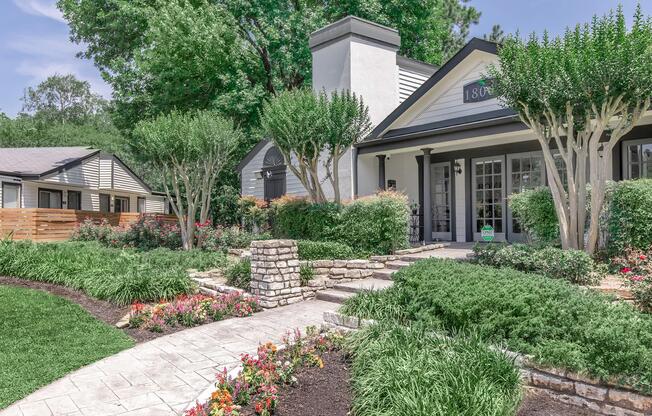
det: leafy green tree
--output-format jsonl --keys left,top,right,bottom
{"left": 488, "top": 6, "right": 652, "bottom": 253}
{"left": 483, "top": 24, "right": 505, "bottom": 43}
{"left": 324, "top": 90, "right": 372, "bottom": 203}
{"left": 21, "top": 74, "right": 106, "bottom": 124}
{"left": 133, "top": 110, "right": 242, "bottom": 249}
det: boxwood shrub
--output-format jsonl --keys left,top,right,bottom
{"left": 473, "top": 243, "right": 599, "bottom": 284}
{"left": 347, "top": 322, "right": 522, "bottom": 416}
{"left": 607, "top": 179, "right": 652, "bottom": 254}
{"left": 509, "top": 187, "right": 560, "bottom": 245}
{"left": 297, "top": 240, "right": 355, "bottom": 260}
{"left": 271, "top": 196, "right": 341, "bottom": 240}
{"left": 341, "top": 259, "right": 652, "bottom": 392}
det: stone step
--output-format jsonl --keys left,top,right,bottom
{"left": 315, "top": 289, "right": 355, "bottom": 304}
{"left": 386, "top": 260, "right": 412, "bottom": 270}
{"left": 373, "top": 269, "right": 397, "bottom": 280}
{"left": 334, "top": 278, "right": 394, "bottom": 294}
{"left": 198, "top": 286, "right": 218, "bottom": 297}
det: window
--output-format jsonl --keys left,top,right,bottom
{"left": 624, "top": 139, "right": 652, "bottom": 179}
{"left": 115, "top": 196, "right": 130, "bottom": 213}
{"left": 137, "top": 197, "right": 146, "bottom": 213}
{"left": 67, "top": 191, "right": 82, "bottom": 210}
{"left": 38, "top": 188, "right": 62, "bottom": 209}
{"left": 2, "top": 183, "right": 21, "bottom": 208}
{"left": 99, "top": 194, "right": 111, "bottom": 213}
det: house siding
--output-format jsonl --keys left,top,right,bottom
{"left": 398, "top": 66, "right": 429, "bottom": 103}
{"left": 42, "top": 155, "right": 100, "bottom": 188}
{"left": 113, "top": 160, "right": 149, "bottom": 194}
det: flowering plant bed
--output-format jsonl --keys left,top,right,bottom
{"left": 129, "top": 292, "right": 260, "bottom": 333}
{"left": 185, "top": 327, "right": 344, "bottom": 416}
{"left": 614, "top": 246, "right": 652, "bottom": 310}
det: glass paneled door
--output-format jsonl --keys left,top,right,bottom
{"left": 507, "top": 152, "right": 545, "bottom": 241}
{"left": 472, "top": 156, "right": 506, "bottom": 241}
{"left": 430, "top": 162, "right": 452, "bottom": 241}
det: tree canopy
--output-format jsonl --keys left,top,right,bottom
{"left": 489, "top": 6, "right": 652, "bottom": 253}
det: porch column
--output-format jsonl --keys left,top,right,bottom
{"left": 376, "top": 154, "right": 386, "bottom": 190}
{"left": 422, "top": 148, "right": 432, "bottom": 243}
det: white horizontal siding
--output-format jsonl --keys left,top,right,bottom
{"left": 408, "top": 59, "right": 501, "bottom": 127}
{"left": 145, "top": 196, "right": 166, "bottom": 214}
{"left": 113, "top": 160, "right": 149, "bottom": 194}
{"left": 99, "top": 155, "right": 112, "bottom": 189}
{"left": 42, "top": 155, "right": 100, "bottom": 188}
{"left": 398, "top": 67, "right": 429, "bottom": 103}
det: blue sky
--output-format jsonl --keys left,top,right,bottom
{"left": 0, "top": 0, "right": 650, "bottom": 117}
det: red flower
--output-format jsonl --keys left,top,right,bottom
{"left": 640, "top": 255, "right": 647, "bottom": 260}
{"left": 621, "top": 267, "right": 632, "bottom": 274}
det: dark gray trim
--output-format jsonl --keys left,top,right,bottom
{"left": 416, "top": 155, "right": 424, "bottom": 241}
{"left": 465, "top": 158, "right": 473, "bottom": 242}
{"left": 358, "top": 116, "right": 526, "bottom": 155}
{"left": 376, "top": 155, "right": 386, "bottom": 190}
{"left": 369, "top": 37, "right": 500, "bottom": 140}
{"left": 37, "top": 187, "right": 63, "bottom": 209}
{"left": 422, "top": 148, "right": 433, "bottom": 243}
{"left": 309, "top": 16, "right": 400, "bottom": 51}
{"left": 237, "top": 139, "right": 270, "bottom": 172}
{"left": 396, "top": 55, "right": 438, "bottom": 76}
{"left": 352, "top": 147, "right": 358, "bottom": 197}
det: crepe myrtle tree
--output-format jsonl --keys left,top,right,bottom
{"left": 488, "top": 6, "right": 652, "bottom": 254}
{"left": 133, "top": 110, "right": 241, "bottom": 250}
{"left": 261, "top": 89, "right": 372, "bottom": 203}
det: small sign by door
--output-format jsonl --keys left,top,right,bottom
{"left": 481, "top": 225, "right": 495, "bottom": 242}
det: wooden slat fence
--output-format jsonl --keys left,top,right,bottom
{"left": 0, "top": 208, "right": 177, "bottom": 242}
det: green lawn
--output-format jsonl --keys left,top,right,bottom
{"left": 0, "top": 285, "right": 134, "bottom": 409}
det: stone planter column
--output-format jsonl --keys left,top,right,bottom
{"left": 249, "top": 240, "right": 302, "bottom": 309}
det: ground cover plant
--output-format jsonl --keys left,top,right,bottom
{"left": 185, "top": 327, "right": 343, "bottom": 416}
{"left": 341, "top": 259, "right": 652, "bottom": 392}
{"left": 0, "top": 241, "right": 226, "bottom": 305}
{"left": 473, "top": 243, "right": 601, "bottom": 284}
{"left": 129, "top": 292, "right": 259, "bottom": 333}
{"left": 347, "top": 322, "right": 522, "bottom": 416}
{"left": 0, "top": 285, "right": 133, "bottom": 409}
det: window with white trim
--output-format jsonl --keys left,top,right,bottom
{"left": 624, "top": 139, "right": 652, "bottom": 179}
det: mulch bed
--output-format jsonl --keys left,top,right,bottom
{"left": 263, "top": 348, "right": 598, "bottom": 416}
{"left": 0, "top": 276, "right": 183, "bottom": 343}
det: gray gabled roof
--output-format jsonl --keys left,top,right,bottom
{"left": 0, "top": 146, "right": 100, "bottom": 179}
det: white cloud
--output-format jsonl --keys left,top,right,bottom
{"left": 12, "top": 0, "right": 65, "bottom": 23}
{"left": 16, "top": 60, "right": 112, "bottom": 99}
{"left": 7, "top": 35, "right": 80, "bottom": 58}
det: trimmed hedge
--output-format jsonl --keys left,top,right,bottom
{"left": 0, "top": 241, "right": 226, "bottom": 305}
{"left": 473, "top": 243, "right": 600, "bottom": 284}
{"left": 347, "top": 322, "right": 522, "bottom": 416}
{"left": 341, "top": 259, "right": 652, "bottom": 392}
{"left": 297, "top": 240, "right": 355, "bottom": 260}
{"left": 508, "top": 187, "right": 559, "bottom": 245}
{"left": 607, "top": 179, "right": 652, "bottom": 254}
{"left": 272, "top": 191, "right": 410, "bottom": 255}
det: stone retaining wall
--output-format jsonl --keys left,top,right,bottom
{"left": 250, "top": 240, "right": 302, "bottom": 308}
{"left": 300, "top": 259, "right": 385, "bottom": 299}
{"left": 323, "top": 311, "right": 652, "bottom": 416}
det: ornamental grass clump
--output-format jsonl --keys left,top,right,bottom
{"left": 341, "top": 259, "right": 652, "bottom": 392}
{"left": 346, "top": 322, "right": 522, "bottom": 416}
{"left": 129, "top": 292, "right": 259, "bottom": 332}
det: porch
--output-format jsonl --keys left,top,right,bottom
{"left": 0, "top": 208, "right": 177, "bottom": 242}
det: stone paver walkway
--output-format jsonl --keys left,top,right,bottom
{"left": 2, "top": 300, "right": 335, "bottom": 416}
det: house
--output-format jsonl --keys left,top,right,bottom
{"left": 239, "top": 16, "right": 652, "bottom": 243}
{"left": 0, "top": 147, "right": 168, "bottom": 214}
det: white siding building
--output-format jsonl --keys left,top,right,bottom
{"left": 0, "top": 147, "right": 167, "bottom": 213}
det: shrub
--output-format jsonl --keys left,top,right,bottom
{"left": 72, "top": 219, "right": 126, "bottom": 247}
{"left": 122, "top": 215, "right": 182, "bottom": 250}
{"left": 198, "top": 225, "right": 271, "bottom": 252}
{"left": 0, "top": 241, "right": 226, "bottom": 305}
{"left": 297, "top": 240, "right": 355, "bottom": 260}
{"left": 224, "top": 258, "right": 251, "bottom": 290}
{"left": 299, "top": 263, "right": 314, "bottom": 286}
{"left": 334, "top": 191, "right": 410, "bottom": 255}
{"left": 347, "top": 322, "right": 522, "bottom": 416}
{"left": 271, "top": 196, "right": 341, "bottom": 240}
{"left": 509, "top": 187, "right": 560, "bottom": 245}
{"left": 613, "top": 247, "right": 652, "bottom": 310}
{"left": 342, "top": 259, "right": 652, "bottom": 392}
{"left": 238, "top": 196, "right": 269, "bottom": 232}
{"left": 607, "top": 179, "right": 652, "bottom": 255}
{"left": 473, "top": 243, "right": 599, "bottom": 285}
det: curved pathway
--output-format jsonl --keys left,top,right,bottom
{"left": 2, "top": 300, "right": 335, "bottom": 416}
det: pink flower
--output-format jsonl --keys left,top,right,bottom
{"left": 631, "top": 275, "right": 645, "bottom": 282}
{"left": 640, "top": 255, "right": 647, "bottom": 261}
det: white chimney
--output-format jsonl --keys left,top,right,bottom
{"left": 309, "top": 16, "right": 400, "bottom": 126}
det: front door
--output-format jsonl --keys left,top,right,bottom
{"left": 507, "top": 152, "right": 545, "bottom": 241}
{"left": 472, "top": 156, "right": 506, "bottom": 242}
{"left": 430, "top": 162, "right": 452, "bottom": 241}
{"left": 263, "top": 167, "right": 286, "bottom": 201}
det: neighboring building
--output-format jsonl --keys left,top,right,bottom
{"left": 239, "top": 16, "right": 652, "bottom": 243}
{"left": 0, "top": 147, "right": 168, "bottom": 214}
